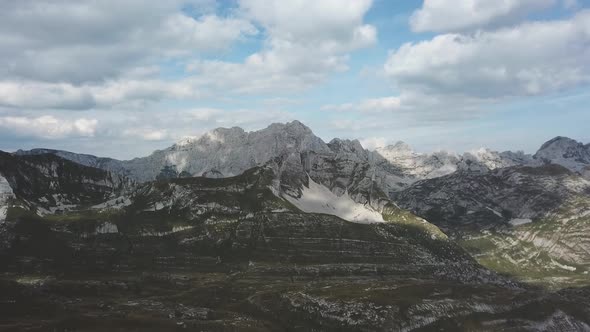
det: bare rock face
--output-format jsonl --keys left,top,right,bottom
{"left": 13, "top": 125, "right": 590, "bottom": 187}
{"left": 0, "top": 151, "right": 127, "bottom": 215}
{"left": 392, "top": 164, "right": 590, "bottom": 281}
{"left": 0, "top": 171, "right": 15, "bottom": 252}
{"left": 393, "top": 164, "right": 590, "bottom": 231}
{"left": 120, "top": 121, "right": 333, "bottom": 182}
{"left": 0, "top": 173, "right": 13, "bottom": 222}
{"left": 375, "top": 144, "right": 537, "bottom": 180}
{"left": 110, "top": 122, "right": 422, "bottom": 206}
{"left": 14, "top": 148, "right": 128, "bottom": 176}
{"left": 375, "top": 142, "right": 461, "bottom": 179}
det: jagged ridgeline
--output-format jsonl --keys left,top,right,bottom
{"left": 1, "top": 121, "right": 590, "bottom": 330}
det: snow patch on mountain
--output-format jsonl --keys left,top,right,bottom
{"left": 486, "top": 207, "right": 503, "bottom": 218}
{"left": 509, "top": 218, "right": 532, "bottom": 226}
{"left": 283, "top": 177, "right": 384, "bottom": 224}
{"left": 550, "top": 259, "right": 577, "bottom": 272}
{"left": 92, "top": 196, "right": 132, "bottom": 210}
{"left": 140, "top": 225, "right": 195, "bottom": 237}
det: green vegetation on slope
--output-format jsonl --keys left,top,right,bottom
{"left": 460, "top": 197, "right": 590, "bottom": 289}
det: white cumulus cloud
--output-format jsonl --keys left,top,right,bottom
{"left": 388, "top": 10, "right": 590, "bottom": 99}
{"left": 410, "top": 0, "right": 556, "bottom": 32}
{"left": 186, "top": 0, "right": 377, "bottom": 94}
{"left": 0, "top": 1, "right": 257, "bottom": 84}
{"left": 123, "top": 128, "right": 170, "bottom": 141}
{"left": 0, "top": 116, "right": 98, "bottom": 139}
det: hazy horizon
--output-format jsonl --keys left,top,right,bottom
{"left": 2, "top": 119, "right": 586, "bottom": 160}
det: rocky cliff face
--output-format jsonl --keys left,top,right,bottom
{"left": 121, "top": 121, "right": 332, "bottom": 182}
{"left": 0, "top": 174, "right": 14, "bottom": 222}
{"left": 15, "top": 148, "right": 128, "bottom": 176}
{"left": 393, "top": 164, "right": 590, "bottom": 231}
{"left": 0, "top": 151, "right": 128, "bottom": 216}
{"left": 374, "top": 144, "right": 538, "bottom": 180}
{"left": 375, "top": 142, "right": 461, "bottom": 179}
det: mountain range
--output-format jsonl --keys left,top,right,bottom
{"left": 1, "top": 120, "right": 590, "bottom": 330}
{"left": 13, "top": 121, "right": 590, "bottom": 188}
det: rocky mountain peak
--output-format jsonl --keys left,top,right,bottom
{"left": 537, "top": 136, "right": 580, "bottom": 151}
{"left": 328, "top": 138, "right": 365, "bottom": 154}
{"left": 211, "top": 126, "right": 246, "bottom": 137}
{"left": 175, "top": 136, "right": 199, "bottom": 147}
{"left": 203, "top": 127, "right": 247, "bottom": 145}
{"left": 263, "top": 120, "right": 312, "bottom": 136}
{"left": 119, "top": 121, "right": 331, "bottom": 182}
{"left": 459, "top": 148, "right": 532, "bottom": 172}
{"left": 534, "top": 136, "right": 590, "bottom": 171}
{"left": 285, "top": 119, "right": 312, "bottom": 132}
{"left": 377, "top": 141, "right": 414, "bottom": 155}
{"left": 392, "top": 140, "right": 413, "bottom": 152}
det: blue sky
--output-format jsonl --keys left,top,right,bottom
{"left": 0, "top": 0, "right": 589, "bottom": 159}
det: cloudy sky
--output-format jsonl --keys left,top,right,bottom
{"left": 1, "top": 0, "right": 589, "bottom": 159}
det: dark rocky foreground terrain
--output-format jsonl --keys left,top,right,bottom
{"left": 2, "top": 207, "right": 590, "bottom": 331}
{"left": 2, "top": 272, "right": 590, "bottom": 331}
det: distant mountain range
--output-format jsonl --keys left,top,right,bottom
{"left": 13, "top": 120, "right": 590, "bottom": 186}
